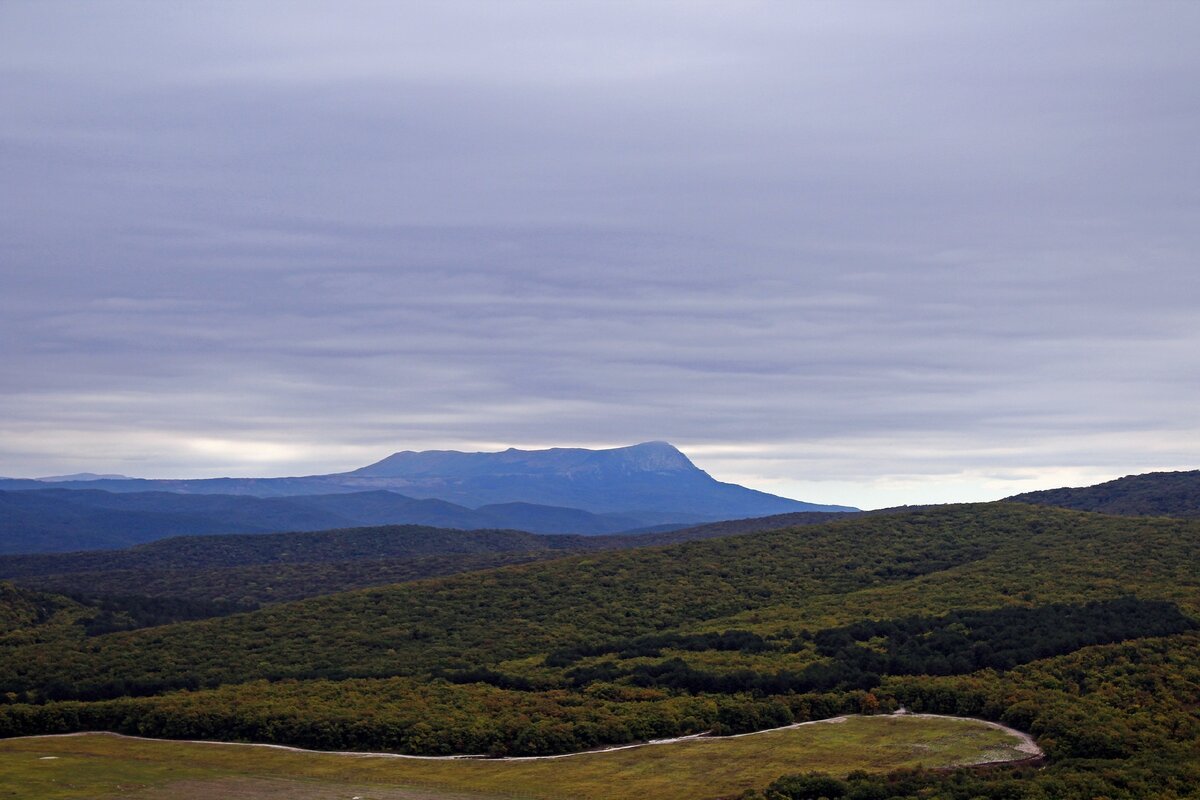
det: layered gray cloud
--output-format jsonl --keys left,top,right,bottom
{"left": 2, "top": 1, "right": 1198, "bottom": 507}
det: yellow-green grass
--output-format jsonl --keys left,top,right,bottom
{"left": 0, "top": 715, "right": 1032, "bottom": 800}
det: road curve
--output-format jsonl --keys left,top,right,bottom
{"left": 19, "top": 711, "right": 1042, "bottom": 764}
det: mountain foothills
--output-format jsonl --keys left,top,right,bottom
{"left": 1, "top": 476, "right": 1200, "bottom": 799}
{"left": 0, "top": 442, "right": 855, "bottom": 552}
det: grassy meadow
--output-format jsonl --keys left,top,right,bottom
{"left": 0, "top": 714, "right": 1029, "bottom": 800}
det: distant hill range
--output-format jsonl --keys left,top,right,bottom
{"left": 0, "top": 487, "right": 685, "bottom": 554}
{"left": 1007, "top": 469, "right": 1200, "bottom": 517}
{"left": 0, "top": 442, "right": 854, "bottom": 553}
{"left": 0, "top": 511, "right": 858, "bottom": 604}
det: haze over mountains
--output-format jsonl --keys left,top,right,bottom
{"left": 0, "top": 442, "right": 854, "bottom": 553}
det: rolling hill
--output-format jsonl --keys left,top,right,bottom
{"left": 1007, "top": 469, "right": 1200, "bottom": 517}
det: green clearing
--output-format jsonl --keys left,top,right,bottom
{"left": 0, "top": 715, "right": 1028, "bottom": 800}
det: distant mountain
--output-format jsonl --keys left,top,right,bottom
{"left": 350, "top": 440, "right": 697, "bottom": 480}
{"left": 339, "top": 441, "right": 810, "bottom": 516}
{"left": 1007, "top": 469, "right": 1200, "bottom": 518}
{"left": 0, "top": 442, "right": 855, "bottom": 521}
{"left": 0, "top": 488, "right": 687, "bottom": 554}
{"left": 36, "top": 473, "right": 133, "bottom": 482}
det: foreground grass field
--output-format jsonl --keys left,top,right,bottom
{"left": 0, "top": 714, "right": 1032, "bottom": 800}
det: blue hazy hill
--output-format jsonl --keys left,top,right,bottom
{"left": 0, "top": 443, "right": 855, "bottom": 553}
{"left": 341, "top": 441, "right": 854, "bottom": 517}
{"left": 0, "top": 488, "right": 697, "bottom": 554}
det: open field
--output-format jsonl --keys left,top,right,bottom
{"left": 0, "top": 714, "right": 1033, "bottom": 800}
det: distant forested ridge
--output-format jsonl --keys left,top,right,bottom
{"left": 1008, "top": 469, "right": 1200, "bottom": 517}
{"left": 0, "top": 512, "right": 853, "bottom": 605}
{"left": 0, "top": 488, "right": 696, "bottom": 554}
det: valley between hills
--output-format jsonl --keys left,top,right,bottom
{"left": 1, "top": 447, "right": 1199, "bottom": 799}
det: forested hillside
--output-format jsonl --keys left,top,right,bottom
{"left": 1, "top": 502, "right": 1198, "bottom": 798}
{"left": 1008, "top": 469, "right": 1200, "bottom": 517}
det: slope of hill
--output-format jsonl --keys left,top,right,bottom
{"left": 0, "top": 583, "right": 83, "bottom": 638}
{"left": 1007, "top": 469, "right": 1200, "bottom": 517}
{"left": 0, "top": 442, "right": 856, "bottom": 520}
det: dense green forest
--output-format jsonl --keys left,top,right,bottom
{"left": 1, "top": 501, "right": 1199, "bottom": 798}
{"left": 0, "top": 525, "right": 590, "bottom": 606}
{"left": 1009, "top": 469, "right": 1200, "bottom": 517}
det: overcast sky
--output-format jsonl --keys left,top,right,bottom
{"left": 2, "top": 2, "right": 1198, "bottom": 508}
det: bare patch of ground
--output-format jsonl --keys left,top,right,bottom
{"left": 900, "top": 713, "right": 1042, "bottom": 762}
